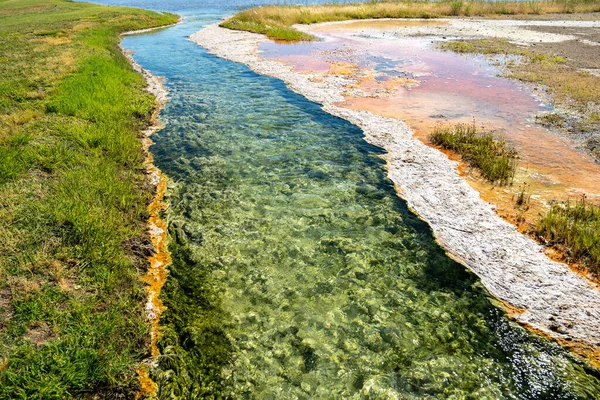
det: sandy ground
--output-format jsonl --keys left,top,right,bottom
{"left": 190, "top": 19, "right": 600, "bottom": 363}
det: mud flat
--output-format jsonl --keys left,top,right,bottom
{"left": 191, "top": 22, "right": 600, "bottom": 363}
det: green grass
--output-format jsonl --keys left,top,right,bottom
{"left": 440, "top": 39, "right": 531, "bottom": 56}
{"left": 429, "top": 122, "right": 518, "bottom": 185}
{"left": 0, "top": 0, "right": 177, "bottom": 397}
{"left": 221, "top": 1, "right": 600, "bottom": 42}
{"left": 537, "top": 198, "right": 600, "bottom": 274}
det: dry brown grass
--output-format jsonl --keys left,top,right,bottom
{"left": 222, "top": 1, "right": 600, "bottom": 41}
{"left": 511, "top": 65, "right": 600, "bottom": 108}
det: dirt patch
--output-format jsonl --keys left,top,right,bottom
{"left": 0, "top": 287, "right": 13, "bottom": 329}
{"left": 7, "top": 276, "right": 41, "bottom": 300}
{"left": 526, "top": 26, "right": 600, "bottom": 69}
{"left": 24, "top": 322, "right": 54, "bottom": 346}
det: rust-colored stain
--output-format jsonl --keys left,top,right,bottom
{"left": 327, "top": 61, "right": 359, "bottom": 76}
{"left": 135, "top": 364, "right": 158, "bottom": 400}
{"left": 135, "top": 100, "right": 171, "bottom": 399}
{"left": 122, "top": 42, "right": 172, "bottom": 399}
{"left": 133, "top": 114, "right": 170, "bottom": 398}
{"left": 143, "top": 148, "right": 170, "bottom": 359}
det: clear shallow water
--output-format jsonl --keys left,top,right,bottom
{"left": 88, "top": 1, "right": 600, "bottom": 398}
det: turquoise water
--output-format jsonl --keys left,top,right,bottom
{"left": 98, "top": 2, "right": 600, "bottom": 398}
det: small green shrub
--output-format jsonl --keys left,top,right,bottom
{"left": 451, "top": 0, "right": 464, "bottom": 15}
{"left": 429, "top": 122, "right": 518, "bottom": 185}
{"left": 537, "top": 197, "right": 600, "bottom": 273}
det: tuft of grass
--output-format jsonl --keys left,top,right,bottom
{"left": 221, "top": 1, "right": 600, "bottom": 42}
{"left": 429, "top": 122, "right": 518, "bottom": 185}
{"left": 514, "top": 183, "right": 531, "bottom": 210}
{"left": 451, "top": 0, "right": 464, "bottom": 16}
{"left": 537, "top": 197, "right": 600, "bottom": 273}
{"left": 536, "top": 112, "right": 567, "bottom": 128}
{"left": 528, "top": 0, "right": 543, "bottom": 14}
{"left": 0, "top": 0, "right": 177, "bottom": 397}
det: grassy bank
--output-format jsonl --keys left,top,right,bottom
{"left": 429, "top": 123, "right": 518, "bottom": 185}
{"left": 537, "top": 198, "right": 600, "bottom": 274}
{"left": 0, "top": 0, "right": 177, "bottom": 397}
{"left": 221, "top": 0, "right": 600, "bottom": 41}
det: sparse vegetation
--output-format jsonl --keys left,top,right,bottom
{"left": 440, "top": 38, "right": 600, "bottom": 156}
{"left": 440, "top": 38, "right": 568, "bottom": 66}
{"left": 440, "top": 38, "right": 530, "bottom": 56}
{"left": 537, "top": 197, "right": 600, "bottom": 274}
{"left": 221, "top": 1, "right": 600, "bottom": 42}
{"left": 0, "top": 0, "right": 177, "bottom": 397}
{"left": 536, "top": 112, "right": 567, "bottom": 128}
{"left": 514, "top": 183, "right": 531, "bottom": 210}
{"left": 429, "top": 122, "right": 518, "bottom": 185}
{"left": 441, "top": 37, "right": 599, "bottom": 108}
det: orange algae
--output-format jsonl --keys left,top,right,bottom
{"left": 135, "top": 364, "right": 158, "bottom": 400}
{"left": 121, "top": 33, "right": 173, "bottom": 398}
{"left": 134, "top": 114, "right": 170, "bottom": 398}
{"left": 135, "top": 100, "right": 171, "bottom": 398}
{"left": 327, "top": 61, "right": 359, "bottom": 76}
{"left": 143, "top": 149, "right": 170, "bottom": 358}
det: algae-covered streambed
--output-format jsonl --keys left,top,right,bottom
{"left": 111, "top": 1, "right": 600, "bottom": 398}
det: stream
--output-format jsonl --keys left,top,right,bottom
{"left": 94, "top": 0, "right": 600, "bottom": 398}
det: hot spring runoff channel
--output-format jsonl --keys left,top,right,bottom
{"left": 100, "top": 0, "right": 600, "bottom": 397}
